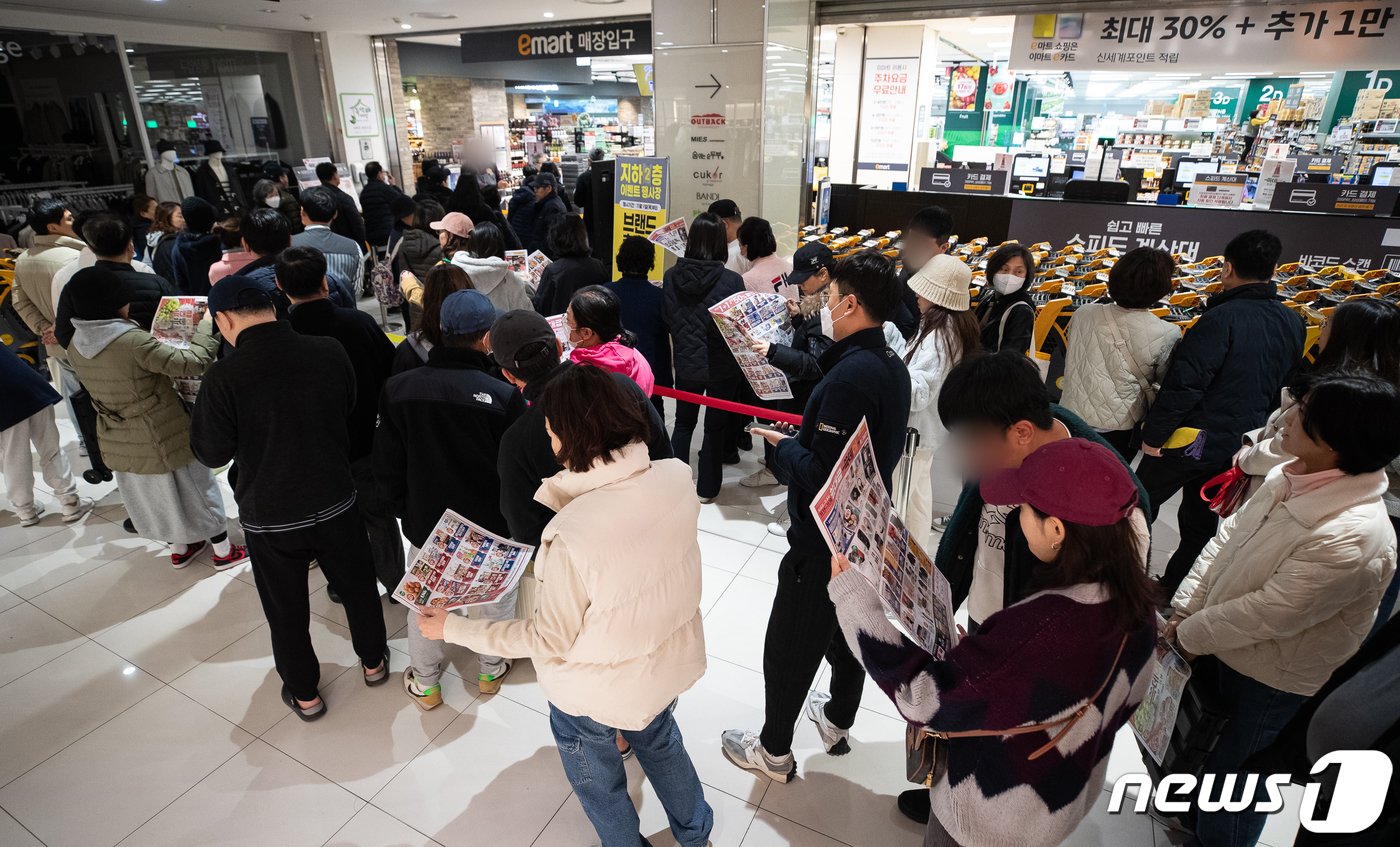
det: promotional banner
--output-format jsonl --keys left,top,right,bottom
{"left": 982, "top": 63, "right": 1014, "bottom": 112}
{"left": 1010, "top": 3, "right": 1400, "bottom": 72}
{"left": 613, "top": 156, "right": 669, "bottom": 272}
{"left": 856, "top": 57, "right": 920, "bottom": 184}
{"left": 947, "top": 64, "right": 981, "bottom": 112}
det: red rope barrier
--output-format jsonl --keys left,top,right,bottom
{"left": 652, "top": 386, "right": 804, "bottom": 427}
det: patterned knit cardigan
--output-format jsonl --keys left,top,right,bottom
{"left": 829, "top": 572, "right": 1157, "bottom": 847}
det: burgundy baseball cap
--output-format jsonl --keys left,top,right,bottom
{"left": 979, "top": 438, "right": 1138, "bottom": 527}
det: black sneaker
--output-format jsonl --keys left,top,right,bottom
{"left": 898, "top": 788, "right": 931, "bottom": 824}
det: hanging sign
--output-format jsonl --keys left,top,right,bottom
{"left": 613, "top": 156, "right": 669, "bottom": 273}
{"left": 461, "top": 20, "right": 651, "bottom": 62}
{"left": 1009, "top": 3, "right": 1399, "bottom": 72}
{"left": 856, "top": 58, "right": 920, "bottom": 184}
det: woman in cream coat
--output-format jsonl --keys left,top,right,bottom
{"left": 417, "top": 364, "right": 712, "bottom": 847}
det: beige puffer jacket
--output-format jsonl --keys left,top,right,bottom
{"left": 1059, "top": 304, "right": 1181, "bottom": 431}
{"left": 1173, "top": 465, "right": 1397, "bottom": 695}
{"left": 12, "top": 234, "right": 85, "bottom": 359}
{"left": 66, "top": 318, "right": 218, "bottom": 475}
{"left": 443, "top": 442, "right": 706, "bottom": 729}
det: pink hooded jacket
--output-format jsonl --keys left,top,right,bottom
{"left": 570, "top": 340, "right": 655, "bottom": 395}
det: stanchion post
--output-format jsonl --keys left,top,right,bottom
{"left": 892, "top": 427, "right": 921, "bottom": 520}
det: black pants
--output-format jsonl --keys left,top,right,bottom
{"left": 1098, "top": 428, "right": 1136, "bottom": 462}
{"left": 350, "top": 454, "right": 406, "bottom": 592}
{"left": 1136, "top": 454, "right": 1229, "bottom": 597}
{"left": 760, "top": 548, "right": 866, "bottom": 756}
{"left": 670, "top": 378, "right": 705, "bottom": 465}
{"left": 671, "top": 377, "right": 741, "bottom": 499}
{"left": 244, "top": 504, "right": 388, "bottom": 701}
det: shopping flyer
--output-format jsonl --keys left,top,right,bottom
{"left": 708, "top": 291, "right": 794, "bottom": 401}
{"left": 526, "top": 250, "right": 553, "bottom": 285}
{"left": 505, "top": 249, "right": 528, "bottom": 275}
{"left": 545, "top": 312, "right": 573, "bottom": 361}
{"left": 1131, "top": 623, "right": 1193, "bottom": 765}
{"left": 647, "top": 217, "right": 689, "bottom": 258}
{"left": 151, "top": 295, "right": 208, "bottom": 404}
{"left": 391, "top": 509, "right": 535, "bottom": 614}
{"left": 881, "top": 513, "right": 956, "bottom": 660}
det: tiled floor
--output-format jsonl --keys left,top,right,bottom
{"left": 0, "top": 410, "right": 1304, "bottom": 847}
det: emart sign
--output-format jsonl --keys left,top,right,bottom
{"left": 461, "top": 20, "right": 652, "bottom": 63}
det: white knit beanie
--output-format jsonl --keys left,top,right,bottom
{"left": 907, "top": 254, "right": 972, "bottom": 311}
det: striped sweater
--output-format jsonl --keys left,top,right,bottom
{"left": 829, "top": 571, "right": 1156, "bottom": 847}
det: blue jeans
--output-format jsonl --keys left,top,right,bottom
{"left": 1193, "top": 658, "right": 1308, "bottom": 847}
{"left": 549, "top": 702, "right": 713, "bottom": 847}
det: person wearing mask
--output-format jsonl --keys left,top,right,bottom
{"left": 13, "top": 199, "right": 86, "bottom": 432}
{"left": 129, "top": 194, "right": 156, "bottom": 263}
{"left": 434, "top": 217, "right": 533, "bottom": 313}
{"left": 831, "top": 438, "right": 1159, "bottom": 847}
{"left": 144, "top": 139, "right": 193, "bottom": 204}
{"left": 392, "top": 264, "right": 474, "bottom": 373}
{"left": 526, "top": 175, "right": 568, "bottom": 257}
{"left": 974, "top": 242, "right": 1037, "bottom": 356}
{"left": 252, "top": 174, "right": 301, "bottom": 235}
{"left": 534, "top": 215, "right": 607, "bottom": 315}
{"left": 1167, "top": 373, "right": 1400, "bottom": 846}
{"left": 739, "top": 217, "right": 793, "bottom": 294}
{"left": 64, "top": 267, "right": 245, "bottom": 569}
{"left": 293, "top": 187, "right": 366, "bottom": 297}
{"left": 277, "top": 246, "right": 401, "bottom": 593}
{"left": 315, "top": 161, "right": 367, "bottom": 247}
{"left": 445, "top": 169, "right": 520, "bottom": 251}
{"left": 415, "top": 165, "right": 454, "bottom": 209}
{"left": 235, "top": 208, "right": 354, "bottom": 315}
{"left": 191, "top": 276, "right": 389, "bottom": 722}
{"left": 207, "top": 216, "right": 255, "bottom": 286}
{"left": 0, "top": 341, "right": 92, "bottom": 527}
{"left": 902, "top": 254, "right": 980, "bottom": 550}
{"left": 1139, "top": 229, "right": 1305, "bottom": 597}
{"left": 893, "top": 206, "right": 956, "bottom": 340}
{"left": 1059, "top": 246, "right": 1182, "bottom": 459}
{"left": 148, "top": 201, "right": 184, "bottom": 279}
{"left": 662, "top": 212, "right": 747, "bottom": 501}
{"left": 358, "top": 161, "right": 402, "bottom": 251}
{"left": 708, "top": 199, "right": 748, "bottom": 275}
{"left": 722, "top": 250, "right": 912, "bottom": 783}
{"left": 53, "top": 213, "right": 177, "bottom": 349}
{"left": 606, "top": 235, "right": 670, "bottom": 417}
{"left": 390, "top": 197, "right": 442, "bottom": 283}
{"left": 415, "top": 365, "right": 713, "bottom": 847}
{"left": 170, "top": 197, "right": 223, "bottom": 296}
{"left": 376, "top": 290, "right": 525, "bottom": 705}
{"left": 566, "top": 285, "right": 654, "bottom": 394}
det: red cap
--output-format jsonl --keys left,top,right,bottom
{"left": 979, "top": 438, "right": 1138, "bottom": 527}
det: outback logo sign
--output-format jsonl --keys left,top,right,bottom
{"left": 691, "top": 113, "right": 726, "bottom": 126}
{"left": 465, "top": 21, "right": 650, "bottom": 63}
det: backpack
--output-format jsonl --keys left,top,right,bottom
{"left": 370, "top": 236, "right": 406, "bottom": 307}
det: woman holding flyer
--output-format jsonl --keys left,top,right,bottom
{"left": 829, "top": 438, "right": 1157, "bottom": 847}
{"left": 565, "top": 285, "right": 654, "bottom": 394}
{"left": 62, "top": 267, "right": 247, "bottom": 569}
{"left": 416, "top": 365, "right": 712, "bottom": 847}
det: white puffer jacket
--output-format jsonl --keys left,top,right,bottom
{"left": 1059, "top": 304, "right": 1181, "bottom": 431}
{"left": 1173, "top": 464, "right": 1397, "bottom": 695}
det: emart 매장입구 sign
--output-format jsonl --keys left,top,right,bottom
{"left": 461, "top": 21, "right": 652, "bottom": 62}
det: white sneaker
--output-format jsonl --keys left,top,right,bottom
{"left": 931, "top": 515, "right": 953, "bottom": 534}
{"left": 767, "top": 517, "right": 789, "bottom": 537}
{"left": 720, "top": 729, "right": 796, "bottom": 783}
{"left": 805, "top": 690, "right": 851, "bottom": 755}
{"left": 61, "top": 497, "right": 94, "bottom": 523}
{"left": 18, "top": 506, "right": 45, "bottom": 527}
{"left": 741, "top": 468, "right": 780, "bottom": 488}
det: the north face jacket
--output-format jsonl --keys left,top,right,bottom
{"left": 661, "top": 257, "right": 745, "bottom": 385}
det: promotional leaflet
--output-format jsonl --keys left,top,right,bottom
{"left": 392, "top": 509, "right": 535, "bottom": 614}
{"left": 505, "top": 249, "right": 528, "bottom": 275}
{"left": 708, "top": 291, "right": 794, "bottom": 401}
{"left": 1131, "top": 621, "right": 1193, "bottom": 765}
{"left": 526, "top": 250, "right": 553, "bottom": 285}
{"left": 545, "top": 313, "right": 573, "bottom": 361}
{"left": 151, "top": 295, "right": 208, "bottom": 404}
{"left": 648, "top": 217, "right": 689, "bottom": 258}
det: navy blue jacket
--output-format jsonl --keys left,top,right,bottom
{"left": 770, "top": 326, "right": 911, "bottom": 556}
{"left": 170, "top": 232, "right": 222, "bottom": 296}
{"left": 606, "top": 274, "right": 671, "bottom": 389}
{"left": 764, "top": 307, "right": 832, "bottom": 411}
{"left": 0, "top": 344, "right": 59, "bottom": 432}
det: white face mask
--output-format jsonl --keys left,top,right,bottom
{"left": 992, "top": 273, "right": 1025, "bottom": 295}
{"left": 819, "top": 296, "right": 850, "bottom": 338}
{"left": 159, "top": 150, "right": 178, "bottom": 165}
{"left": 264, "top": 193, "right": 281, "bottom": 209}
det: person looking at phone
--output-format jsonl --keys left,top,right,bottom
{"left": 721, "top": 249, "right": 911, "bottom": 783}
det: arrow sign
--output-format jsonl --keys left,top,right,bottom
{"left": 695, "top": 74, "right": 721, "bottom": 99}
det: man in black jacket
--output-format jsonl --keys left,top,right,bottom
{"left": 376, "top": 290, "right": 525, "bottom": 706}
{"left": 1138, "top": 229, "right": 1304, "bottom": 595}
{"left": 278, "top": 246, "right": 401, "bottom": 592}
{"left": 315, "top": 161, "right": 368, "bottom": 247}
{"left": 526, "top": 174, "right": 567, "bottom": 257}
{"left": 722, "top": 250, "right": 911, "bottom": 784}
{"left": 358, "top": 161, "right": 402, "bottom": 251}
{"left": 191, "top": 276, "right": 388, "bottom": 721}
{"left": 490, "top": 309, "right": 671, "bottom": 549}
{"left": 54, "top": 212, "right": 178, "bottom": 347}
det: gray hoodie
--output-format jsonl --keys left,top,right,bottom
{"left": 448, "top": 253, "right": 534, "bottom": 313}
{"left": 71, "top": 318, "right": 140, "bottom": 360}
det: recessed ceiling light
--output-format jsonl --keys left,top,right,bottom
{"left": 125, "top": 47, "right": 134, "bottom": 53}
{"left": 401, "top": 23, "right": 412, "bottom": 29}
{"left": 411, "top": 11, "right": 457, "bottom": 19}
{"left": 543, "top": 11, "right": 555, "bottom": 18}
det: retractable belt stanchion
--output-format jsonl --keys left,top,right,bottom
{"left": 891, "top": 427, "right": 921, "bottom": 522}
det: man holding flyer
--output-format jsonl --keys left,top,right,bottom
{"left": 722, "top": 250, "right": 911, "bottom": 782}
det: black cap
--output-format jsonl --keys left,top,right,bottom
{"left": 489, "top": 310, "right": 557, "bottom": 374}
{"left": 707, "top": 199, "right": 741, "bottom": 220}
{"left": 527, "top": 173, "right": 558, "bottom": 191}
{"left": 787, "top": 242, "right": 836, "bottom": 288}
{"left": 207, "top": 274, "right": 275, "bottom": 317}
{"left": 180, "top": 197, "right": 218, "bottom": 234}
{"left": 390, "top": 193, "right": 416, "bottom": 218}
{"left": 67, "top": 267, "right": 131, "bottom": 320}
{"left": 260, "top": 161, "right": 285, "bottom": 179}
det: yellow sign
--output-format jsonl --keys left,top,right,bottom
{"left": 613, "top": 156, "right": 669, "bottom": 272}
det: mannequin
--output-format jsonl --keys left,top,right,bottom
{"left": 193, "top": 139, "right": 248, "bottom": 215}
{"left": 144, "top": 139, "right": 194, "bottom": 204}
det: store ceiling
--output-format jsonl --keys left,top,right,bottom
{"left": 4, "top": 0, "right": 650, "bottom": 36}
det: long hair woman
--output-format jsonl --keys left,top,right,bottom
{"left": 975, "top": 242, "right": 1037, "bottom": 355}
{"left": 148, "top": 201, "right": 184, "bottom": 282}
{"left": 392, "top": 264, "right": 473, "bottom": 374}
{"left": 566, "top": 285, "right": 654, "bottom": 394}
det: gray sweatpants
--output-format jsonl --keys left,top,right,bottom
{"left": 403, "top": 544, "right": 518, "bottom": 686}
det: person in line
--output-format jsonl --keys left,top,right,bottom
{"left": 53, "top": 212, "right": 177, "bottom": 348}
{"left": 64, "top": 267, "right": 244, "bottom": 568}
{"left": 377, "top": 290, "right": 525, "bottom": 705}
{"left": 413, "top": 159, "right": 444, "bottom": 200}
{"left": 208, "top": 216, "right": 255, "bottom": 286}
{"left": 662, "top": 212, "right": 747, "bottom": 502}
{"left": 722, "top": 250, "right": 912, "bottom": 782}
{"left": 294, "top": 187, "right": 367, "bottom": 297}
{"left": 893, "top": 206, "right": 957, "bottom": 339}
{"left": 506, "top": 174, "right": 538, "bottom": 248}
{"left": 147, "top": 201, "right": 184, "bottom": 281}
{"left": 526, "top": 174, "right": 567, "bottom": 257}
{"left": 606, "top": 236, "right": 670, "bottom": 418}
{"left": 358, "top": 161, "right": 403, "bottom": 253}
{"left": 974, "top": 242, "right": 1037, "bottom": 356}
{"left": 252, "top": 170, "right": 302, "bottom": 235}
{"left": 1139, "top": 229, "right": 1305, "bottom": 597}
{"left": 277, "top": 246, "right": 401, "bottom": 591}
{"left": 0, "top": 340, "right": 92, "bottom": 527}
{"left": 315, "top": 161, "right": 367, "bottom": 247}
{"left": 739, "top": 217, "right": 792, "bottom": 295}
{"left": 534, "top": 215, "right": 607, "bottom": 315}
{"left": 438, "top": 218, "right": 534, "bottom": 313}
{"left": 445, "top": 169, "right": 520, "bottom": 251}
{"left": 170, "top": 197, "right": 223, "bottom": 296}
{"left": 129, "top": 194, "right": 156, "bottom": 263}
{"left": 832, "top": 438, "right": 1158, "bottom": 847}
{"left": 566, "top": 285, "right": 654, "bottom": 394}
{"left": 902, "top": 253, "right": 980, "bottom": 550}
{"left": 429, "top": 209, "right": 475, "bottom": 265}
{"left": 192, "top": 275, "right": 389, "bottom": 721}
{"left": 416, "top": 365, "right": 713, "bottom": 847}
{"left": 417, "top": 166, "right": 455, "bottom": 209}
{"left": 238, "top": 208, "right": 355, "bottom": 314}
{"left": 708, "top": 199, "right": 748, "bottom": 274}
{"left": 1059, "top": 246, "right": 1182, "bottom": 459}
{"left": 12, "top": 198, "right": 86, "bottom": 440}
{"left": 394, "top": 265, "right": 473, "bottom": 372}
{"left": 572, "top": 148, "right": 605, "bottom": 255}
{"left": 389, "top": 197, "right": 442, "bottom": 283}
{"left": 1167, "top": 372, "right": 1400, "bottom": 847}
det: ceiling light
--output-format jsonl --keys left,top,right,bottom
{"left": 401, "top": 23, "right": 412, "bottom": 30}
{"left": 411, "top": 11, "right": 457, "bottom": 19}
{"left": 661, "top": 41, "right": 674, "bottom": 46}
{"left": 543, "top": 11, "right": 555, "bottom": 18}
{"left": 1224, "top": 72, "right": 1269, "bottom": 77}
{"left": 125, "top": 47, "right": 135, "bottom": 53}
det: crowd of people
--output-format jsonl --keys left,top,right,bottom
{"left": 2, "top": 157, "right": 1398, "bottom": 847}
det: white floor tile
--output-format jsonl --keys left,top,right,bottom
{"left": 702, "top": 575, "right": 776, "bottom": 674}
{"left": 1062, "top": 791, "right": 1158, "bottom": 846}
{"left": 1259, "top": 783, "right": 1303, "bottom": 847}
{"left": 0, "top": 641, "right": 162, "bottom": 786}
{"left": 0, "top": 585, "right": 22, "bottom": 613}
{"left": 739, "top": 810, "right": 848, "bottom": 847}
{"left": 0, "top": 809, "right": 43, "bottom": 847}
{"left": 118, "top": 739, "right": 363, "bottom": 847}
{"left": 737, "top": 546, "right": 784, "bottom": 586}
{"left": 758, "top": 530, "right": 790, "bottom": 554}
{"left": 325, "top": 804, "right": 444, "bottom": 847}
{"left": 0, "top": 518, "right": 163, "bottom": 599}
{"left": 0, "top": 601, "right": 86, "bottom": 687}
{"left": 532, "top": 772, "right": 758, "bottom": 847}
{"left": 698, "top": 530, "right": 762, "bottom": 574}
{"left": 698, "top": 504, "right": 772, "bottom": 546}
{"left": 0, "top": 687, "right": 253, "bottom": 847}
{"left": 0, "top": 515, "right": 66, "bottom": 558}
{"left": 672, "top": 658, "right": 772, "bottom": 806}
{"left": 28, "top": 547, "right": 209, "bottom": 635}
